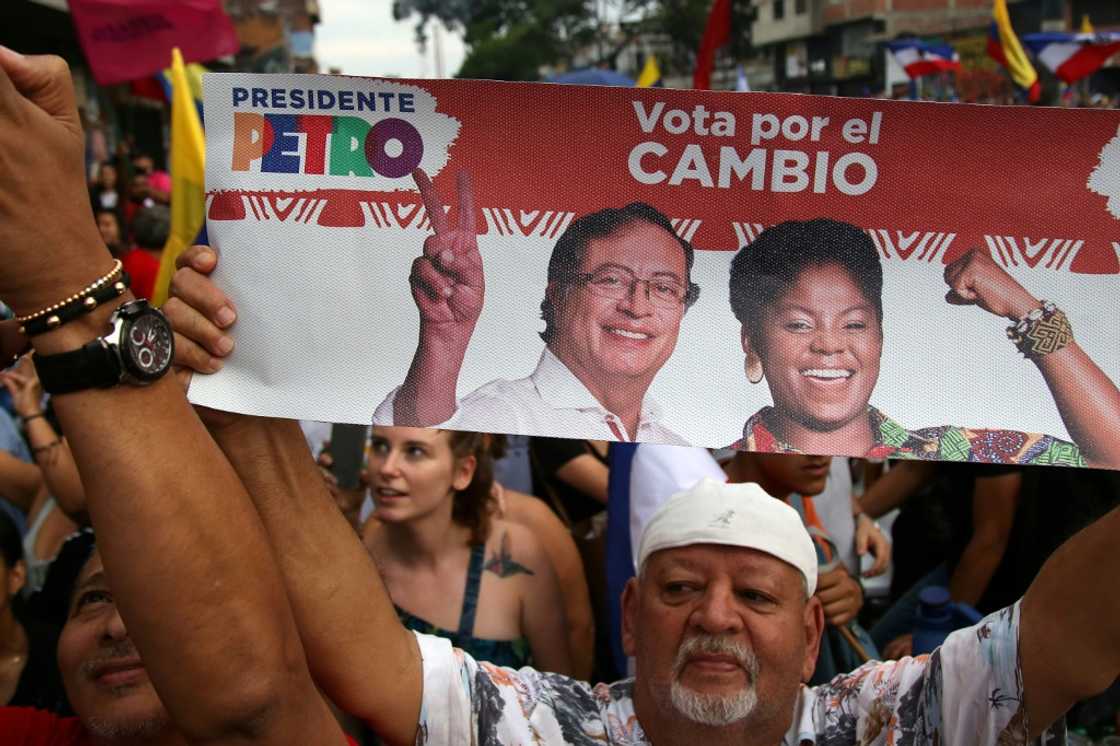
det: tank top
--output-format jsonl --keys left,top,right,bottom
{"left": 394, "top": 544, "right": 532, "bottom": 669}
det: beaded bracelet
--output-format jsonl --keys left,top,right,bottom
{"left": 18, "top": 264, "right": 130, "bottom": 337}
{"left": 1006, "top": 300, "right": 1073, "bottom": 360}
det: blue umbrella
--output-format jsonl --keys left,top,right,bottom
{"left": 545, "top": 68, "right": 636, "bottom": 86}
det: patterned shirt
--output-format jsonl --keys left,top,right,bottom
{"left": 415, "top": 602, "right": 1059, "bottom": 746}
{"left": 732, "top": 406, "right": 1084, "bottom": 467}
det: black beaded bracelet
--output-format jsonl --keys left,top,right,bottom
{"left": 19, "top": 271, "right": 131, "bottom": 337}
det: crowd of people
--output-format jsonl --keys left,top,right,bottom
{"left": 1, "top": 47, "right": 1120, "bottom": 746}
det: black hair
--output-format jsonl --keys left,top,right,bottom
{"left": 132, "top": 205, "right": 171, "bottom": 250}
{"left": 0, "top": 509, "right": 22, "bottom": 570}
{"left": 728, "top": 218, "right": 883, "bottom": 345}
{"left": 539, "top": 203, "right": 700, "bottom": 344}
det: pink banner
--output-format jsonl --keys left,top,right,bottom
{"left": 69, "top": 0, "right": 238, "bottom": 85}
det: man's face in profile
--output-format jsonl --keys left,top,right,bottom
{"left": 549, "top": 220, "right": 689, "bottom": 386}
{"left": 57, "top": 551, "right": 169, "bottom": 740}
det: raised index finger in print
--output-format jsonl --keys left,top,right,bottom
{"left": 412, "top": 167, "right": 450, "bottom": 235}
{"left": 456, "top": 170, "right": 475, "bottom": 235}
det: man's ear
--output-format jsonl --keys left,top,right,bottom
{"left": 621, "top": 577, "right": 640, "bottom": 657}
{"left": 741, "top": 326, "right": 763, "bottom": 384}
{"left": 801, "top": 595, "right": 826, "bottom": 682}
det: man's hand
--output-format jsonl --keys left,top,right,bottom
{"left": 163, "top": 245, "right": 242, "bottom": 431}
{"left": 854, "top": 512, "right": 890, "bottom": 577}
{"left": 882, "top": 633, "right": 913, "bottom": 660}
{"left": 815, "top": 565, "right": 863, "bottom": 627}
{"left": 0, "top": 48, "right": 110, "bottom": 314}
{"left": 410, "top": 168, "right": 483, "bottom": 336}
{"left": 390, "top": 169, "right": 484, "bottom": 426}
{"left": 943, "top": 247, "right": 1038, "bottom": 321}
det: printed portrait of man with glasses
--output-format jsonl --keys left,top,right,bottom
{"left": 373, "top": 169, "right": 699, "bottom": 443}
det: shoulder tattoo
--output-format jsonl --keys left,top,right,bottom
{"left": 484, "top": 531, "right": 535, "bottom": 578}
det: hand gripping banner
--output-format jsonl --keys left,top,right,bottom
{"left": 195, "top": 73, "right": 1120, "bottom": 469}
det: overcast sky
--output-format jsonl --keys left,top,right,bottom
{"left": 315, "top": 0, "right": 466, "bottom": 79}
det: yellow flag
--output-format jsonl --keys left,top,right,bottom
{"left": 152, "top": 48, "right": 206, "bottom": 306}
{"left": 636, "top": 55, "right": 661, "bottom": 88}
{"left": 992, "top": 0, "right": 1040, "bottom": 102}
{"left": 1080, "top": 14, "right": 1093, "bottom": 33}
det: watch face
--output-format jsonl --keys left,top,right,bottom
{"left": 123, "top": 311, "right": 174, "bottom": 380}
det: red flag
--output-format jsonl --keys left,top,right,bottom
{"left": 69, "top": 0, "right": 239, "bottom": 86}
{"left": 693, "top": 0, "right": 732, "bottom": 90}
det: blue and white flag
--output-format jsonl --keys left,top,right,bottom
{"left": 1022, "top": 31, "right": 1120, "bottom": 84}
{"left": 885, "top": 38, "right": 961, "bottom": 79}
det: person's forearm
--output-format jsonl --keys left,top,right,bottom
{"left": 859, "top": 461, "right": 935, "bottom": 518}
{"left": 24, "top": 419, "right": 87, "bottom": 522}
{"left": 0, "top": 451, "right": 42, "bottom": 512}
{"left": 209, "top": 415, "right": 422, "bottom": 745}
{"left": 37, "top": 305, "right": 311, "bottom": 740}
{"left": 948, "top": 540, "right": 1005, "bottom": 607}
{"left": 1021, "top": 504, "right": 1120, "bottom": 736}
{"left": 1033, "top": 343, "right": 1120, "bottom": 466}
{"left": 393, "top": 324, "right": 470, "bottom": 426}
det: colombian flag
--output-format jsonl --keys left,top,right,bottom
{"left": 152, "top": 48, "right": 207, "bottom": 306}
{"left": 987, "top": 0, "right": 1041, "bottom": 103}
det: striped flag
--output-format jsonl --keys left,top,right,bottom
{"left": 1022, "top": 32, "right": 1120, "bottom": 84}
{"left": 987, "top": 0, "right": 1041, "bottom": 103}
{"left": 152, "top": 48, "right": 207, "bottom": 306}
{"left": 885, "top": 39, "right": 961, "bottom": 78}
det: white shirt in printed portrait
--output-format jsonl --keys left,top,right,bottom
{"left": 372, "top": 348, "right": 689, "bottom": 445}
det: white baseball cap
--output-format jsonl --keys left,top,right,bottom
{"left": 636, "top": 477, "right": 818, "bottom": 595}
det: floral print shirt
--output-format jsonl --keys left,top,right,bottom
{"left": 732, "top": 406, "right": 1084, "bottom": 467}
{"left": 415, "top": 602, "right": 1060, "bottom": 746}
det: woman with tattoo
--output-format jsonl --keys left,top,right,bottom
{"left": 361, "top": 426, "right": 574, "bottom": 674}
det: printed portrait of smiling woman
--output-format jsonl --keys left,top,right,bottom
{"left": 727, "top": 218, "right": 1120, "bottom": 467}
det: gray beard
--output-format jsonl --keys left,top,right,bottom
{"left": 667, "top": 633, "right": 761, "bottom": 727}
{"left": 669, "top": 678, "right": 758, "bottom": 726}
{"left": 84, "top": 710, "right": 169, "bottom": 741}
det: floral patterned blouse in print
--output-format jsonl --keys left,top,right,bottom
{"left": 731, "top": 406, "right": 1084, "bottom": 467}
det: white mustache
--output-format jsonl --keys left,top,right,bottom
{"left": 674, "top": 634, "right": 760, "bottom": 679}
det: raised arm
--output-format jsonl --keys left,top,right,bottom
{"left": 392, "top": 168, "right": 484, "bottom": 426}
{"left": 167, "top": 246, "right": 424, "bottom": 745}
{"left": 943, "top": 248, "right": 1120, "bottom": 466}
{"left": 1019, "top": 502, "right": 1120, "bottom": 737}
{"left": 0, "top": 357, "right": 88, "bottom": 523}
{"left": 0, "top": 49, "right": 340, "bottom": 745}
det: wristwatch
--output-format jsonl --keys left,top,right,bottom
{"left": 33, "top": 300, "right": 175, "bottom": 395}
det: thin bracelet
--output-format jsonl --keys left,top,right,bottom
{"left": 16, "top": 259, "right": 123, "bottom": 326}
{"left": 21, "top": 412, "right": 46, "bottom": 425}
{"left": 31, "top": 439, "right": 61, "bottom": 456}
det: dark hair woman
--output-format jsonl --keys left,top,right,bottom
{"left": 728, "top": 218, "right": 1120, "bottom": 467}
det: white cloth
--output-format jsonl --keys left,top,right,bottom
{"left": 373, "top": 348, "right": 689, "bottom": 444}
{"left": 637, "top": 477, "right": 818, "bottom": 595}
{"left": 809, "top": 458, "right": 859, "bottom": 576}
{"left": 413, "top": 602, "right": 1039, "bottom": 745}
{"left": 626, "top": 445, "right": 727, "bottom": 570}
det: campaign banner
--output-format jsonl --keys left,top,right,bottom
{"left": 195, "top": 73, "right": 1120, "bottom": 469}
{"left": 69, "top": 0, "right": 238, "bottom": 85}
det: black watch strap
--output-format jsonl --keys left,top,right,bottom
{"left": 33, "top": 340, "right": 122, "bottom": 395}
